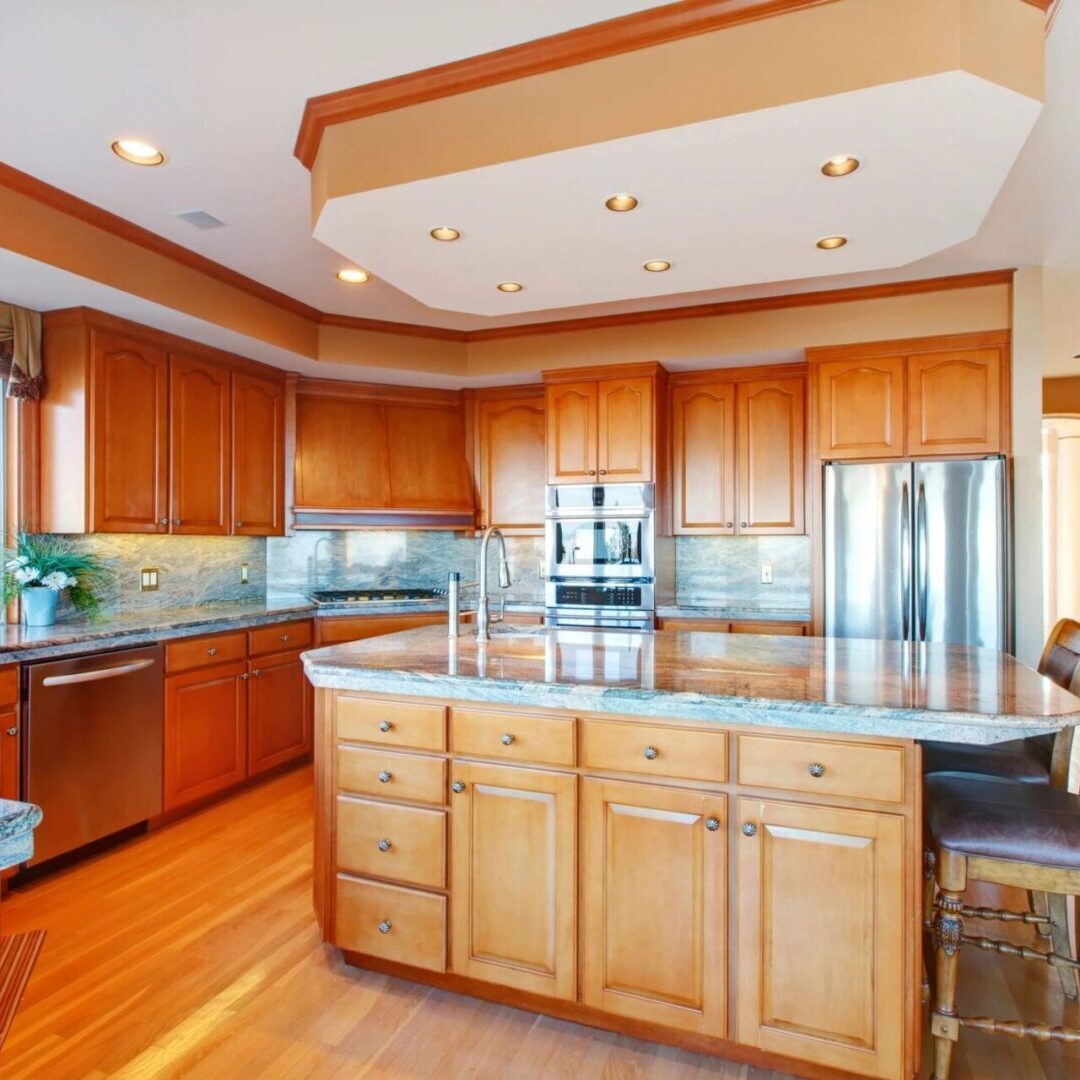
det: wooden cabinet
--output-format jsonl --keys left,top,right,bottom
{"left": 449, "top": 760, "right": 576, "bottom": 999}
{"left": 811, "top": 333, "right": 1009, "bottom": 460}
{"left": 314, "top": 614, "right": 445, "bottom": 647}
{"left": 655, "top": 618, "right": 808, "bottom": 634}
{"left": 475, "top": 392, "right": 546, "bottom": 532}
{"left": 248, "top": 650, "right": 310, "bottom": 776}
{"left": 164, "top": 660, "right": 248, "bottom": 809}
{"left": 671, "top": 372, "right": 805, "bottom": 536}
{"left": 90, "top": 330, "right": 170, "bottom": 534}
{"left": 545, "top": 366, "right": 662, "bottom": 484}
{"left": 295, "top": 396, "right": 389, "bottom": 509}
{"left": 232, "top": 372, "right": 285, "bottom": 535}
{"left": 40, "top": 309, "right": 287, "bottom": 536}
{"left": 735, "top": 798, "right": 905, "bottom": 1079}
{"left": 169, "top": 354, "right": 231, "bottom": 535}
{"left": 581, "top": 778, "right": 727, "bottom": 1036}
{"left": 0, "top": 668, "right": 19, "bottom": 804}
{"left": 385, "top": 403, "right": 473, "bottom": 510}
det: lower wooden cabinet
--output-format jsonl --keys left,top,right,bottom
{"left": 581, "top": 778, "right": 727, "bottom": 1036}
{"left": 164, "top": 660, "right": 248, "bottom": 809}
{"left": 449, "top": 760, "right": 577, "bottom": 1000}
{"left": 735, "top": 797, "right": 905, "bottom": 1079}
{"left": 248, "top": 649, "right": 311, "bottom": 776}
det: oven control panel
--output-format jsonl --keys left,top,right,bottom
{"left": 554, "top": 583, "right": 643, "bottom": 607}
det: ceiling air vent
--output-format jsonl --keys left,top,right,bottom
{"left": 174, "top": 209, "right": 225, "bottom": 230}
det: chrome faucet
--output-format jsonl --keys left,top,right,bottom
{"left": 476, "top": 526, "right": 512, "bottom": 642}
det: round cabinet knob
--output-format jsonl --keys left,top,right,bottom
{"left": 452, "top": 780, "right": 466, "bottom": 794}
{"left": 281, "top": 633, "right": 290, "bottom": 642}
{"left": 379, "top": 721, "right": 393, "bottom": 732}
{"left": 742, "top": 822, "right": 758, "bottom": 838}
{"left": 5, "top": 727, "right": 16, "bottom": 737}
{"left": 705, "top": 817, "right": 721, "bottom": 832}
{"left": 239, "top": 672, "right": 250, "bottom": 681}
{"left": 501, "top": 732, "right": 515, "bottom": 746}
{"left": 377, "top": 838, "right": 392, "bottom": 852}
{"left": 643, "top": 746, "right": 659, "bottom": 760}
{"left": 378, "top": 771, "right": 392, "bottom": 784}
{"left": 808, "top": 762, "right": 826, "bottom": 778}
{"left": 588, "top": 469, "right": 596, "bottom": 476}
{"left": 726, "top": 522, "right": 733, "bottom": 528}
{"left": 235, "top": 520, "right": 243, "bottom": 528}
{"left": 207, "top": 647, "right": 217, "bottom": 656}
{"left": 252, "top": 668, "right": 261, "bottom": 677}
{"left": 599, "top": 469, "right": 607, "bottom": 476}
{"left": 377, "top": 920, "right": 392, "bottom": 935}
{"left": 173, "top": 519, "right": 182, "bottom": 526}
{"left": 740, "top": 521, "right": 747, "bottom": 528}
{"left": 159, "top": 518, "right": 169, "bottom": 526}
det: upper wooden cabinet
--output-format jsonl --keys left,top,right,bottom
{"left": 544, "top": 365, "right": 664, "bottom": 484}
{"left": 293, "top": 382, "right": 474, "bottom": 520}
{"left": 811, "top": 332, "right": 1010, "bottom": 460}
{"left": 39, "top": 309, "right": 287, "bottom": 536}
{"left": 671, "top": 371, "right": 805, "bottom": 536}
{"left": 474, "top": 391, "right": 546, "bottom": 532}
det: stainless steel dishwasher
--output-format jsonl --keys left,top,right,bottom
{"left": 24, "top": 644, "right": 164, "bottom": 865}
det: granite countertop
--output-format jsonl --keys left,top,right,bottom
{"left": 656, "top": 605, "right": 811, "bottom": 623}
{"left": 0, "top": 798, "right": 43, "bottom": 872}
{"left": 302, "top": 625, "right": 1080, "bottom": 744}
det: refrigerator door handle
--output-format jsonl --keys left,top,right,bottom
{"left": 900, "top": 481, "right": 911, "bottom": 641}
{"left": 916, "top": 481, "right": 929, "bottom": 642}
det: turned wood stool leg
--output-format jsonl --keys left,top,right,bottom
{"left": 1047, "top": 893, "right": 1080, "bottom": 1001}
{"left": 1032, "top": 890, "right": 1052, "bottom": 939}
{"left": 931, "top": 848, "right": 968, "bottom": 1080}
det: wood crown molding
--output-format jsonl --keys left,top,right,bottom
{"left": 805, "top": 328, "right": 1011, "bottom": 363}
{"left": 295, "top": 375, "right": 463, "bottom": 407}
{"left": 293, "top": 0, "right": 843, "bottom": 169}
{"left": 318, "top": 311, "right": 468, "bottom": 343}
{"left": 542, "top": 361, "right": 668, "bottom": 384}
{"left": 668, "top": 361, "right": 808, "bottom": 385}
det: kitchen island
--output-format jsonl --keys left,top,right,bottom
{"left": 303, "top": 627, "right": 1080, "bottom": 1080}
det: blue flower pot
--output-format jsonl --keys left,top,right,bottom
{"left": 22, "top": 587, "right": 58, "bottom": 627}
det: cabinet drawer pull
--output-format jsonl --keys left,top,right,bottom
{"left": 158, "top": 518, "right": 169, "bottom": 526}
{"left": 379, "top": 720, "right": 393, "bottom": 732}
{"left": 235, "top": 520, "right": 243, "bottom": 528}
{"left": 501, "top": 732, "right": 515, "bottom": 746}
{"left": 173, "top": 519, "right": 182, "bottom": 526}
{"left": 252, "top": 667, "right": 261, "bottom": 677}
{"left": 452, "top": 780, "right": 466, "bottom": 794}
{"left": 281, "top": 633, "right": 290, "bottom": 642}
{"left": 705, "top": 816, "right": 721, "bottom": 832}
{"left": 588, "top": 469, "right": 596, "bottom": 476}
{"left": 742, "top": 822, "right": 758, "bottom": 837}
{"left": 5, "top": 727, "right": 16, "bottom": 737}
{"left": 377, "top": 919, "right": 392, "bottom": 934}
{"left": 377, "top": 838, "right": 392, "bottom": 852}
{"left": 240, "top": 673, "right": 250, "bottom": 681}
{"left": 808, "top": 762, "right": 826, "bottom": 778}
{"left": 643, "top": 745, "right": 659, "bottom": 760}
{"left": 207, "top": 647, "right": 218, "bottom": 656}
{"left": 726, "top": 521, "right": 733, "bottom": 528}
{"left": 740, "top": 521, "right": 747, "bottom": 528}
{"left": 599, "top": 468, "right": 607, "bottom": 476}
{"left": 378, "top": 770, "right": 393, "bottom": 784}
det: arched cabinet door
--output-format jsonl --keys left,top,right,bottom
{"left": 597, "top": 376, "right": 654, "bottom": 482}
{"left": 672, "top": 383, "right": 736, "bottom": 534}
{"left": 816, "top": 356, "right": 906, "bottom": 460}
{"left": 477, "top": 395, "right": 546, "bottom": 530}
{"left": 232, "top": 372, "right": 285, "bottom": 536}
{"left": 907, "top": 349, "right": 1002, "bottom": 455}
{"left": 546, "top": 381, "right": 598, "bottom": 482}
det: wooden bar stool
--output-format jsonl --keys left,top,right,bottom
{"left": 926, "top": 772, "right": 1080, "bottom": 1079}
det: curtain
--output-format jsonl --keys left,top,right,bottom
{"left": 0, "top": 303, "right": 43, "bottom": 400}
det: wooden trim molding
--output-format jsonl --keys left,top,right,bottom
{"left": 294, "top": 376, "right": 463, "bottom": 406}
{"left": 541, "top": 360, "right": 667, "bottom": 384}
{"left": 293, "top": 0, "right": 843, "bottom": 169}
{"left": 318, "top": 312, "right": 469, "bottom": 343}
{"left": 805, "top": 328, "right": 1012, "bottom": 363}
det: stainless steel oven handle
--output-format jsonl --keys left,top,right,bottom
{"left": 41, "top": 658, "right": 156, "bottom": 687}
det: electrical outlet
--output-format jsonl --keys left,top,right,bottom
{"left": 240, "top": 562, "right": 250, "bottom": 585}
{"left": 760, "top": 562, "right": 773, "bottom": 585}
{"left": 140, "top": 567, "right": 159, "bottom": 592}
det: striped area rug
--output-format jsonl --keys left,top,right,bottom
{"left": 0, "top": 931, "right": 45, "bottom": 1051}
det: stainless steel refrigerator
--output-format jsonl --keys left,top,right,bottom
{"left": 823, "top": 457, "right": 1010, "bottom": 649}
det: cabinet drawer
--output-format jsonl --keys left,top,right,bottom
{"left": 336, "top": 796, "right": 446, "bottom": 889}
{"left": 728, "top": 621, "right": 807, "bottom": 636}
{"left": 737, "top": 734, "right": 905, "bottom": 803}
{"left": 248, "top": 619, "right": 312, "bottom": 657}
{"left": 165, "top": 632, "right": 247, "bottom": 674}
{"left": 580, "top": 719, "right": 727, "bottom": 783}
{"left": 335, "top": 874, "right": 446, "bottom": 973}
{"left": 336, "top": 696, "right": 446, "bottom": 751}
{"left": 450, "top": 707, "right": 575, "bottom": 766}
{"left": 337, "top": 746, "right": 446, "bottom": 806}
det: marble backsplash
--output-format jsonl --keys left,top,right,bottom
{"left": 57, "top": 534, "right": 267, "bottom": 616}
{"left": 675, "top": 535, "right": 811, "bottom": 612}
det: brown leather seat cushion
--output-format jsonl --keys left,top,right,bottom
{"left": 927, "top": 772, "right": 1080, "bottom": 871}
{"left": 921, "top": 736, "right": 1053, "bottom": 784}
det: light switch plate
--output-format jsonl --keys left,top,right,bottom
{"left": 760, "top": 562, "right": 773, "bottom": 585}
{"left": 240, "top": 562, "right": 250, "bottom": 585}
{"left": 140, "top": 567, "right": 159, "bottom": 592}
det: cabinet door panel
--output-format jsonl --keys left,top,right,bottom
{"left": 295, "top": 396, "right": 390, "bottom": 509}
{"left": 672, "top": 383, "right": 735, "bottom": 534}
{"left": 164, "top": 662, "right": 247, "bottom": 809}
{"left": 385, "top": 403, "right": 473, "bottom": 510}
{"left": 598, "top": 376, "right": 653, "bottom": 482}
{"left": 736, "top": 798, "right": 905, "bottom": 1079}
{"left": 232, "top": 372, "right": 285, "bottom": 535}
{"left": 170, "top": 354, "right": 231, "bottom": 535}
{"left": 450, "top": 761, "right": 576, "bottom": 999}
{"left": 817, "top": 357, "right": 905, "bottom": 459}
{"left": 248, "top": 650, "right": 309, "bottom": 775}
{"left": 90, "top": 330, "right": 169, "bottom": 533}
{"left": 546, "top": 382, "right": 598, "bottom": 482}
{"left": 907, "top": 349, "right": 1001, "bottom": 455}
{"left": 582, "top": 779, "right": 726, "bottom": 1035}
{"left": 737, "top": 377, "right": 804, "bottom": 534}
{"left": 477, "top": 396, "right": 546, "bottom": 530}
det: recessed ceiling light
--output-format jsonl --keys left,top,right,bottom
{"left": 643, "top": 260, "right": 671, "bottom": 272}
{"left": 336, "top": 267, "right": 371, "bottom": 284}
{"left": 430, "top": 226, "right": 461, "bottom": 241}
{"left": 821, "top": 155, "right": 860, "bottom": 177}
{"left": 111, "top": 138, "right": 165, "bottom": 166}
{"left": 605, "top": 193, "right": 638, "bottom": 212}
{"left": 496, "top": 282, "right": 524, "bottom": 293}
{"left": 815, "top": 236, "right": 848, "bottom": 250}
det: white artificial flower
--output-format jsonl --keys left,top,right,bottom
{"left": 13, "top": 566, "right": 40, "bottom": 585}
{"left": 65, "top": 574, "right": 78, "bottom": 588}
{"left": 41, "top": 571, "right": 72, "bottom": 591}
{"left": 5, "top": 556, "right": 29, "bottom": 571}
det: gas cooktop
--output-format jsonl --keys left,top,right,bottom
{"left": 311, "top": 588, "right": 442, "bottom": 605}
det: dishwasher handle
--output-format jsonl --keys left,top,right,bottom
{"left": 41, "top": 657, "right": 156, "bottom": 687}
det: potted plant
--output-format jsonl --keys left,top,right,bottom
{"left": 3, "top": 533, "right": 110, "bottom": 627}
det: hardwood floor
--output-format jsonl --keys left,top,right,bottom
{"left": 1, "top": 766, "right": 1077, "bottom": 1079}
